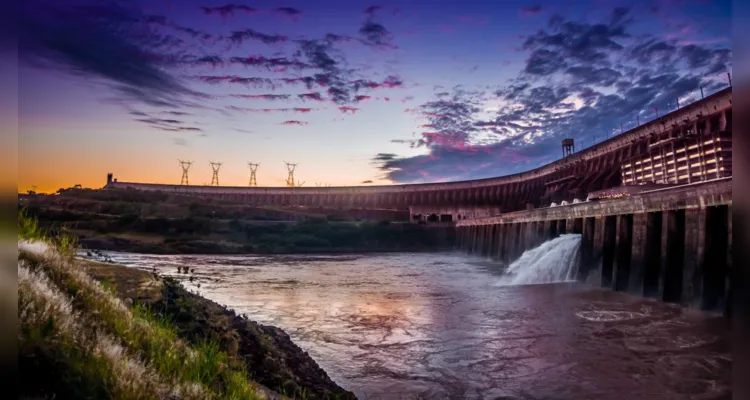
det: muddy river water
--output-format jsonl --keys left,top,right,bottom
{"left": 106, "top": 251, "right": 731, "bottom": 400}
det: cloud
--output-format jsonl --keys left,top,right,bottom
{"left": 376, "top": 9, "right": 731, "bottom": 183}
{"left": 194, "top": 75, "right": 276, "bottom": 88}
{"left": 151, "top": 126, "right": 203, "bottom": 132}
{"left": 298, "top": 92, "right": 325, "bottom": 102}
{"left": 10, "top": 1, "right": 202, "bottom": 108}
{"left": 226, "top": 29, "right": 289, "bottom": 45}
{"left": 227, "top": 107, "right": 317, "bottom": 113}
{"left": 338, "top": 106, "right": 359, "bottom": 114}
{"left": 281, "top": 120, "right": 308, "bottom": 125}
{"left": 364, "top": 6, "right": 384, "bottom": 17}
{"left": 355, "top": 95, "right": 372, "bottom": 102}
{"left": 136, "top": 118, "right": 183, "bottom": 125}
{"left": 228, "top": 56, "right": 310, "bottom": 71}
{"left": 274, "top": 7, "right": 302, "bottom": 18}
{"left": 144, "top": 15, "right": 214, "bottom": 41}
{"left": 352, "top": 76, "right": 403, "bottom": 90}
{"left": 200, "top": 4, "right": 259, "bottom": 17}
{"left": 172, "top": 138, "right": 189, "bottom": 146}
{"left": 519, "top": 5, "right": 544, "bottom": 16}
{"left": 361, "top": 180, "right": 373, "bottom": 184}
{"left": 231, "top": 94, "right": 291, "bottom": 101}
{"left": 359, "top": 20, "right": 395, "bottom": 48}
{"left": 162, "top": 111, "right": 193, "bottom": 116}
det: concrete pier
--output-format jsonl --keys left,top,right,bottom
{"left": 455, "top": 178, "right": 731, "bottom": 312}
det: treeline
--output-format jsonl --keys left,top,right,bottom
{"left": 23, "top": 203, "right": 453, "bottom": 254}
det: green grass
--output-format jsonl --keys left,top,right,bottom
{"left": 18, "top": 206, "right": 79, "bottom": 257}
{"left": 18, "top": 209, "right": 264, "bottom": 400}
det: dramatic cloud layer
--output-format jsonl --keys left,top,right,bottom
{"left": 12, "top": 0, "right": 732, "bottom": 186}
{"left": 373, "top": 6, "right": 732, "bottom": 183}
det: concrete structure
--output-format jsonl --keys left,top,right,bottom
{"left": 455, "top": 178, "right": 732, "bottom": 312}
{"left": 105, "top": 88, "right": 732, "bottom": 222}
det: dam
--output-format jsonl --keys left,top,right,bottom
{"left": 104, "top": 87, "right": 733, "bottom": 311}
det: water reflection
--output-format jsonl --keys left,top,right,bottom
{"left": 104, "top": 251, "right": 731, "bottom": 400}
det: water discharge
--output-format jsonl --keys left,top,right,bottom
{"left": 497, "top": 233, "right": 582, "bottom": 286}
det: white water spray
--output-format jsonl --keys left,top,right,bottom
{"left": 496, "top": 234, "right": 582, "bottom": 286}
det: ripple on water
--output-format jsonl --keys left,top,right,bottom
{"left": 575, "top": 310, "right": 646, "bottom": 322}
{"left": 623, "top": 335, "right": 711, "bottom": 353}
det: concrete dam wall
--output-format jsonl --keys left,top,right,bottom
{"left": 455, "top": 178, "right": 732, "bottom": 313}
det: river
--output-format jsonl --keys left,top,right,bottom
{"left": 104, "top": 243, "right": 731, "bottom": 400}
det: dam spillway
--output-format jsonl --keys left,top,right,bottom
{"left": 456, "top": 177, "right": 732, "bottom": 314}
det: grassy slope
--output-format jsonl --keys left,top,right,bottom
{"left": 17, "top": 211, "right": 356, "bottom": 399}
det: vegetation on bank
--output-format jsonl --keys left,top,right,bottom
{"left": 18, "top": 211, "right": 263, "bottom": 399}
{"left": 22, "top": 190, "right": 453, "bottom": 254}
{"left": 18, "top": 211, "right": 356, "bottom": 399}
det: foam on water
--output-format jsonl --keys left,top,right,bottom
{"left": 496, "top": 233, "right": 582, "bottom": 286}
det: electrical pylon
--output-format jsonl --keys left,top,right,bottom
{"left": 284, "top": 162, "right": 297, "bottom": 187}
{"left": 209, "top": 161, "right": 222, "bottom": 186}
{"left": 247, "top": 162, "right": 259, "bottom": 186}
{"left": 179, "top": 160, "right": 193, "bottom": 185}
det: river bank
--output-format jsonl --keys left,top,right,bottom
{"left": 18, "top": 235, "right": 356, "bottom": 399}
{"left": 84, "top": 257, "right": 356, "bottom": 399}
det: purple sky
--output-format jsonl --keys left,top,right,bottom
{"left": 11, "top": 0, "right": 732, "bottom": 190}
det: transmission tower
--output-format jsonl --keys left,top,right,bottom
{"left": 209, "top": 161, "right": 222, "bottom": 186}
{"left": 247, "top": 162, "right": 259, "bottom": 186}
{"left": 178, "top": 160, "right": 193, "bottom": 185}
{"left": 284, "top": 161, "right": 297, "bottom": 187}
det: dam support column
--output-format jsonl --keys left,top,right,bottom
{"left": 614, "top": 214, "right": 633, "bottom": 292}
{"left": 725, "top": 205, "right": 732, "bottom": 317}
{"left": 517, "top": 222, "right": 527, "bottom": 256}
{"left": 588, "top": 216, "right": 605, "bottom": 284}
{"left": 483, "top": 225, "right": 495, "bottom": 258}
{"left": 472, "top": 225, "right": 481, "bottom": 255}
{"left": 663, "top": 210, "right": 686, "bottom": 304}
{"left": 702, "top": 205, "right": 729, "bottom": 311}
{"left": 642, "top": 212, "right": 663, "bottom": 298}
{"left": 475, "top": 225, "right": 484, "bottom": 256}
{"left": 494, "top": 223, "right": 504, "bottom": 260}
{"left": 601, "top": 215, "right": 617, "bottom": 288}
{"left": 683, "top": 208, "right": 706, "bottom": 308}
{"left": 629, "top": 213, "right": 648, "bottom": 295}
{"left": 536, "top": 220, "right": 545, "bottom": 248}
{"left": 525, "top": 221, "right": 537, "bottom": 252}
{"left": 579, "top": 217, "right": 596, "bottom": 280}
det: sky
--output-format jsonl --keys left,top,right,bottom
{"left": 10, "top": 0, "right": 732, "bottom": 192}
